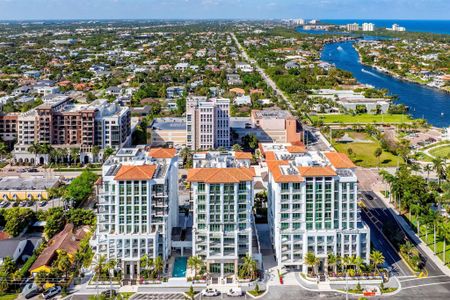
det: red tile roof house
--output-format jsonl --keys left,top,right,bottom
{"left": 30, "top": 223, "right": 90, "bottom": 274}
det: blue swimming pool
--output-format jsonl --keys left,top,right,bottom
{"left": 172, "top": 256, "right": 188, "bottom": 277}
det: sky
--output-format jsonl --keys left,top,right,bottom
{"left": 0, "top": 0, "right": 449, "bottom": 20}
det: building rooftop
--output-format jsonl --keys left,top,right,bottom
{"left": 252, "top": 109, "right": 295, "bottom": 120}
{"left": 0, "top": 176, "right": 59, "bottom": 191}
{"left": 151, "top": 117, "right": 186, "bottom": 131}
{"left": 261, "top": 143, "right": 356, "bottom": 182}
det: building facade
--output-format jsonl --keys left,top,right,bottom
{"left": 187, "top": 151, "right": 258, "bottom": 282}
{"left": 95, "top": 147, "right": 178, "bottom": 278}
{"left": 262, "top": 143, "right": 370, "bottom": 273}
{"left": 186, "top": 97, "right": 230, "bottom": 151}
{"left": 11, "top": 98, "right": 131, "bottom": 164}
{"left": 250, "top": 110, "right": 303, "bottom": 144}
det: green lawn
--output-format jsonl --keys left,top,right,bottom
{"left": 310, "top": 113, "right": 413, "bottom": 124}
{"left": 0, "top": 294, "right": 18, "bottom": 300}
{"left": 333, "top": 141, "right": 402, "bottom": 168}
{"left": 407, "top": 214, "right": 450, "bottom": 267}
{"left": 429, "top": 145, "right": 450, "bottom": 159}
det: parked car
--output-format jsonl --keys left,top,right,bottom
{"left": 19, "top": 201, "right": 27, "bottom": 207}
{"left": 12, "top": 201, "right": 19, "bottom": 207}
{"left": 227, "top": 288, "right": 243, "bottom": 297}
{"left": 39, "top": 201, "right": 48, "bottom": 207}
{"left": 26, "top": 200, "right": 34, "bottom": 207}
{"left": 201, "top": 288, "right": 220, "bottom": 297}
{"left": 42, "top": 286, "right": 61, "bottom": 299}
{"left": 101, "top": 289, "right": 117, "bottom": 298}
{"left": 22, "top": 283, "right": 43, "bottom": 299}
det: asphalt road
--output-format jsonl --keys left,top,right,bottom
{"left": 360, "top": 191, "right": 444, "bottom": 277}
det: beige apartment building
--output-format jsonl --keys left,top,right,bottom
{"left": 251, "top": 110, "right": 303, "bottom": 143}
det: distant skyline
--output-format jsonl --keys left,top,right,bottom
{"left": 0, "top": 0, "right": 449, "bottom": 21}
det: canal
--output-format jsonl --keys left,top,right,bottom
{"left": 320, "top": 41, "right": 450, "bottom": 128}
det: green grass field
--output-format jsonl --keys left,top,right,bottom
{"left": 0, "top": 294, "right": 18, "bottom": 300}
{"left": 331, "top": 131, "right": 402, "bottom": 167}
{"left": 429, "top": 145, "right": 450, "bottom": 158}
{"left": 311, "top": 113, "right": 413, "bottom": 124}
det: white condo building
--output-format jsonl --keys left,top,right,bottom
{"left": 186, "top": 96, "right": 230, "bottom": 151}
{"left": 187, "top": 151, "right": 258, "bottom": 282}
{"left": 362, "top": 23, "right": 375, "bottom": 31}
{"left": 95, "top": 147, "right": 178, "bottom": 278}
{"left": 347, "top": 23, "right": 360, "bottom": 31}
{"left": 262, "top": 143, "right": 370, "bottom": 273}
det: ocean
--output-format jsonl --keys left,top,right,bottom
{"left": 320, "top": 19, "right": 450, "bottom": 35}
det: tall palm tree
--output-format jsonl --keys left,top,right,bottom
{"left": 28, "top": 143, "right": 42, "bottom": 164}
{"left": 438, "top": 222, "right": 450, "bottom": 265}
{"left": 305, "top": 252, "right": 319, "bottom": 275}
{"left": 327, "top": 253, "right": 337, "bottom": 274}
{"left": 70, "top": 147, "right": 80, "bottom": 164}
{"left": 153, "top": 256, "right": 164, "bottom": 278}
{"left": 370, "top": 250, "right": 385, "bottom": 273}
{"left": 238, "top": 254, "right": 258, "bottom": 280}
{"left": 187, "top": 255, "right": 203, "bottom": 279}
{"left": 423, "top": 164, "right": 433, "bottom": 182}
{"left": 95, "top": 255, "right": 107, "bottom": 280}
{"left": 354, "top": 256, "right": 364, "bottom": 275}
{"left": 92, "top": 146, "right": 100, "bottom": 163}
{"left": 432, "top": 157, "right": 445, "bottom": 185}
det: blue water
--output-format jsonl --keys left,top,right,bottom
{"left": 320, "top": 42, "right": 450, "bottom": 128}
{"left": 321, "top": 20, "right": 450, "bottom": 35}
{"left": 172, "top": 256, "right": 187, "bottom": 277}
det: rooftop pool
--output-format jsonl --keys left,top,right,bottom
{"left": 172, "top": 256, "right": 188, "bottom": 278}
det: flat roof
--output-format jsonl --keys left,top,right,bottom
{"left": 151, "top": 117, "right": 186, "bottom": 130}
{"left": 0, "top": 176, "right": 59, "bottom": 191}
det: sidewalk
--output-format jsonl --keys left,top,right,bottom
{"left": 374, "top": 191, "right": 450, "bottom": 277}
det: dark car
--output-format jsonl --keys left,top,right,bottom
{"left": 364, "top": 193, "right": 374, "bottom": 200}
{"left": 101, "top": 290, "right": 118, "bottom": 298}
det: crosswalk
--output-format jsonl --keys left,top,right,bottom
{"left": 132, "top": 293, "right": 185, "bottom": 300}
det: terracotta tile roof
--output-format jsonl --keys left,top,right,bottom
{"left": 31, "top": 223, "right": 90, "bottom": 272}
{"left": 267, "top": 160, "right": 304, "bottom": 183}
{"left": 287, "top": 145, "right": 307, "bottom": 153}
{"left": 187, "top": 168, "right": 255, "bottom": 183}
{"left": 234, "top": 151, "right": 253, "bottom": 160}
{"left": 264, "top": 151, "right": 277, "bottom": 161}
{"left": 148, "top": 148, "right": 176, "bottom": 159}
{"left": 114, "top": 165, "right": 157, "bottom": 181}
{"left": 299, "top": 166, "right": 337, "bottom": 177}
{"left": 324, "top": 152, "right": 355, "bottom": 169}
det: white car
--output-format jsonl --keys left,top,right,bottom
{"left": 226, "top": 288, "right": 243, "bottom": 297}
{"left": 42, "top": 286, "right": 61, "bottom": 299}
{"left": 201, "top": 288, "right": 220, "bottom": 297}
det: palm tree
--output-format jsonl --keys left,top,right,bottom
{"left": 232, "top": 144, "right": 243, "bottom": 152}
{"left": 28, "top": 143, "right": 42, "bottom": 164}
{"left": 54, "top": 250, "right": 71, "bottom": 279}
{"left": 432, "top": 157, "right": 445, "bottom": 185}
{"left": 70, "top": 147, "right": 80, "bottom": 164}
{"left": 305, "top": 252, "right": 319, "bottom": 275}
{"left": 92, "top": 146, "right": 100, "bottom": 163}
{"left": 153, "top": 256, "right": 164, "bottom": 278}
{"left": 370, "top": 251, "right": 385, "bottom": 273}
{"left": 140, "top": 254, "right": 154, "bottom": 278}
{"left": 238, "top": 254, "right": 258, "bottom": 280}
{"left": 106, "top": 259, "right": 117, "bottom": 277}
{"left": 438, "top": 222, "right": 450, "bottom": 265}
{"left": 187, "top": 256, "right": 203, "bottom": 279}
{"left": 327, "top": 253, "right": 337, "bottom": 274}
{"left": 424, "top": 164, "right": 433, "bottom": 182}
{"left": 354, "top": 256, "right": 364, "bottom": 275}
{"left": 95, "top": 255, "right": 107, "bottom": 280}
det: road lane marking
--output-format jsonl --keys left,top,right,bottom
{"left": 401, "top": 281, "right": 450, "bottom": 290}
